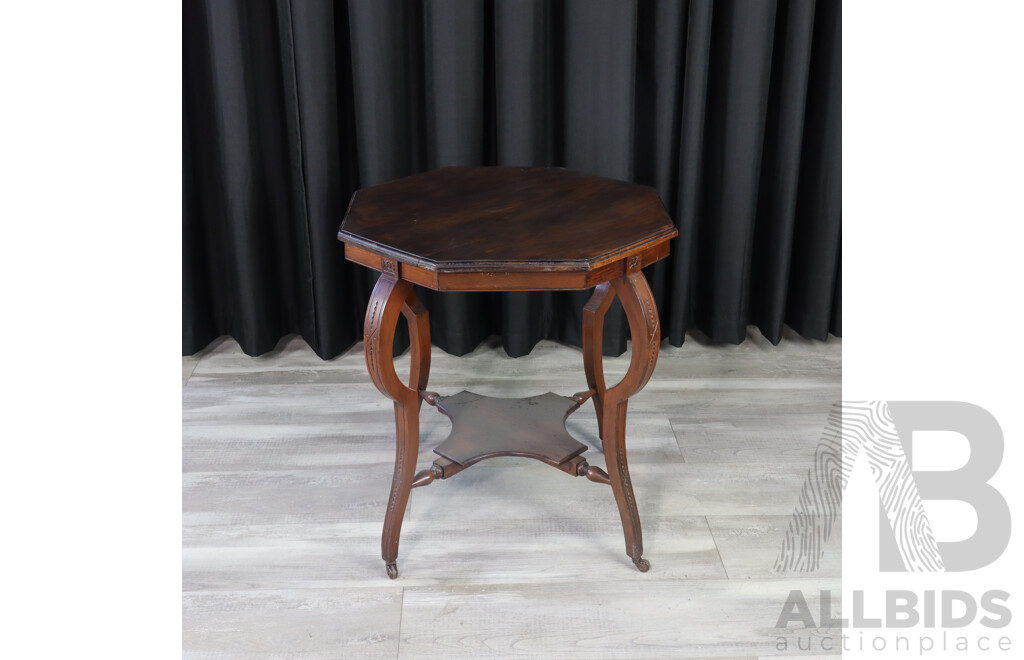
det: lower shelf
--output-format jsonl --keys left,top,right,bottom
{"left": 430, "top": 391, "right": 587, "bottom": 468}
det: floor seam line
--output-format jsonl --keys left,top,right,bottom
{"left": 704, "top": 515, "right": 731, "bottom": 579}
{"left": 395, "top": 586, "right": 405, "bottom": 660}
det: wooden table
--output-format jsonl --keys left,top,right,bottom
{"left": 338, "top": 166, "right": 678, "bottom": 578}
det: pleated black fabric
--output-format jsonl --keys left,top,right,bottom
{"left": 184, "top": 0, "right": 841, "bottom": 359}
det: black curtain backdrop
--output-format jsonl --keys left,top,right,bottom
{"left": 184, "top": 0, "right": 841, "bottom": 359}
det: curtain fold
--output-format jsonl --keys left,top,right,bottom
{"left": 184, "top": 0, "right": 842, "bottom": 359}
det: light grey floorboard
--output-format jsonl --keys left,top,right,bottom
{"left": 673, "top": 415, "right": 832, "bottom": 464}
{"left": 397, "top": 578, "right": 841, "bottom": 659}
{"left": 707, "top": 515, "right": 842, "bottom": 579}
{"left": 183, "top": 465, "right": 398, "bottom": 525}
{"left": 183, "top": 588, "right": 403, "bottom": 659}
{"left": 183, "top": 330, "right": 841, "bottom": 658}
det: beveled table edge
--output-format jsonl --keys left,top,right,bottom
{"left": 337, "top": 224, "right": 677, "bottom": 272}
{"left": 339, "top": 227, "right": 677, "bottom": 292}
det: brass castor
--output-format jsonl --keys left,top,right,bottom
{"left": 386, "top": 562, "right": 398, "bottom": 579}
{"left": 632, "top": 557, "right": 650, "bottom": 573}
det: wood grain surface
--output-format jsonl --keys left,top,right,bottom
{"left": 339, "top": 167, "right": 676, "bottom": 271}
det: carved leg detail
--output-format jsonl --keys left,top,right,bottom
{"left": 602, "top": 401, "right": 646, "bottom": 569}
{"left": 364, "top": 273, "right": 431, "bottom": 579}
{"left": 584, "top": 268, "right": 661, "bottom": 572}
{"left": 381, "top": 400, "right": 418, "bottom": 578}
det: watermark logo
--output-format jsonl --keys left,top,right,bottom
{"left": 771, "top": 401, "right": 1013, "bottom": 654}
{"left": 775, "top": 401, "right": 1010, "bottom": 573}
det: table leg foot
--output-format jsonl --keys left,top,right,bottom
{"left": 632, "top": 556, "right": 651, "bottom": 572}
{"left": 386, "top": 562, "right": 398, "bottom": 580}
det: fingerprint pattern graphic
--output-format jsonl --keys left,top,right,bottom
{"left": 773, "top": 403, "right": 844, "bottom": 573}
{"left": 774, "top": 401, "right": 945, "bottom": 573}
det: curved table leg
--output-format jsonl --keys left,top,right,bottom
{"left": 583, "top": 282, "right": 613, "bottom": 440}
{"left": 582, "top": 268, "right": 660, "bottom": 572}
{"left": 364, "top": 273, "right": 431, "bottom": 579}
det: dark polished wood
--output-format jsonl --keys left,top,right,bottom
{"left": 362, "top": 273, "right": 431, "bottom": 580}
{"left": 591, "top": 263, "right": 662, "bottom": 573}
{"left": 341, "top": 166, "right": 677, "bottom": 578}
{"left": 583, "top": 282, "right": 614, "bottom": 441}
{"left": 339, "top": 166, "right": 676, "bottom": 291}
{"left": 431, "top": 391, "right": 588, "bottom": 467}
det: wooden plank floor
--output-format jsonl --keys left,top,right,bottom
{"left": 184, "top": 328, "right": 841, "bottom": 659}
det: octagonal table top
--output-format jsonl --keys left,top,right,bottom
{"left": 338, "top": 166, "right": 677, "bottom": 292}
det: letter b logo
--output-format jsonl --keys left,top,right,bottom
{"left": 884, "top": 402, "right": 1010, "bottom": 571}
